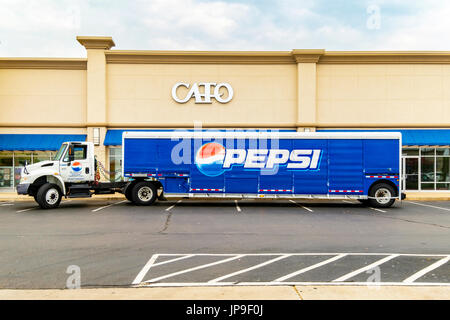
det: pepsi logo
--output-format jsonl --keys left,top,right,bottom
{"left": 195, "top": 142, "right": 226, "bottom": 177}
{"left": 71, "top": 161, "right": 82, "bottom": 172}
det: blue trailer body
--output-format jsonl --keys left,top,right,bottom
{"left": 122, "top": 131, "right": 402, "bottom": 199}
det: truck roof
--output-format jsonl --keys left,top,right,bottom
{"left": 122, "top": 131, "right": 402, "bottom": 141}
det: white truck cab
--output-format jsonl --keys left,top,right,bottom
{"left": 16, "top": 141, "right": 121, "bottom": 208}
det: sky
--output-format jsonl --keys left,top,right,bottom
{"left": 1, "top": 0, "right": 450, "bottom": 57}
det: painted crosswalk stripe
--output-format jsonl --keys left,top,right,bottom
{"left": 332, "top": 254, "right": 399, "bottom": 282}
{"left": 274, "top": 254, "right": 347, "bottom": 282}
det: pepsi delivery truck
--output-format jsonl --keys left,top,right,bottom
{"left": 121, "top": 131, "right": 404, "bottom": 208}
{"left": 17, "top": 130, "right": 405, "bottom": 209}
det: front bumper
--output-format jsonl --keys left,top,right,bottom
{"left": 16, "top": 183, "right": 31, "bottom": 195}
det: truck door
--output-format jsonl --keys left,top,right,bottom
{"left": 60, "top": 143, "right": 93, "bottom": 182}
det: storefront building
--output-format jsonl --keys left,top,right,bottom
{"left": 1, "top": 36, "right": 450, "bottom": 192}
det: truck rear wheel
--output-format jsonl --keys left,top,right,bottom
{"left": 368, "top": 183, "right": 395, "bottom": 208}
{"left": 132, "top": 181, "right": 157, "bottom": 206}
{"left": 36, "top": 183, "right": 62, "bottom": 209}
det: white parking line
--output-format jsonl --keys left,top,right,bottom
{"left": 1, "top": 203, "right": 14, "bottom": 206}
{"left": 91, "top": 200, "right": 127, "bottom": 213}
{"left": 332, "top": 254, "right": 399, "bottom": 282}
{"left": 406, "top": 201, "right": 450, "bottom": 212}
{"left": 152, "top": 254, "right": 196, "bottom": 268}
{"left": 133, "top": 254, "right": 160, "bottom": 285}
{"left": 143, "top": 254, "right": 246, "bottom": 284}
{"left": 273, "top": 254, "right": 347, "bottom": 282}
{"left": 166, "top": 199, "right": 182, "bottom": 211}
{"left": 16, "top": 207, "right": 37, "bottom": 213}
{"left": 369, "top": 207, "right": 387, "bottom": 213}
{"left": 342, "top": 200, "right": 355, "bottom": 204}
{"left": 403, "top": 255, "right": 450, "bottom": 283}
{"left": 234, "top": 200, "right": 241, "bottom": 213}
{"left": 289, "top": 200, "right": 313, "bottom": 212}
{"left": 208, "top": 254, "right": 291, "bottom": 283}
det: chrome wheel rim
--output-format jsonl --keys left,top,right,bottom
{"left": 45, "top": 188, "right": 59, "bottom": 205}
{"left": 375, "top": 188, "right": 391, "bottom": 205}
{"left": 138, "top": 186, "right": 153, "bottom": 202}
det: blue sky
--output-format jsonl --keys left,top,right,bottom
{"left": 0, "top": 0, "right": 449, "bottom": 57}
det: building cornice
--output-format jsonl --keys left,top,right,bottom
{"left": 320, "top": 51, "right": 450, "bottom": 64}
{"left": 76, "top": 36, "right": 115, "bottom": 50}
{"left": 104, "top": 48, "right": 450, "bottom": 65}
{"left": 0, "top": 58, "right": 87, "bottom": 70}
{"left": 105, "top": 50, "right": 296, "bottom": 64}
{"left": 292, "top": 49, "right": 325, "bottom": 63}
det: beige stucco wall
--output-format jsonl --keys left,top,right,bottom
{"left": 106, "top": 64, "right": 297, "bottom": 127}
{"left": 0, "top": 69, "right": 86, "bottom": 126}
{"left": 317, "top": 64, "right": 450, "bottom": 126}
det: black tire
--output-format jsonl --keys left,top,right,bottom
{"left": 124, "top": 184, "right": 134, "bottom": 202}
{"left": 131, "top": 181, "right": 157, "bottom": 206}
{"left": 36, "top": 183, "right": 62, "bottom": 209}
{"left": 368, "top": 183, "right": 396, "bottom": 208}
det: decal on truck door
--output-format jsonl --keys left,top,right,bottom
{"left": 195, "top": 142, "right": 322, "bottom": 177}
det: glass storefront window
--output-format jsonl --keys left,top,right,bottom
{"left": 403, "top": 147, "right": 450, "bottom": 191}
{"left": 0, "top": 152, "right": 14, "bottom": 188}
{"left": 402, "top": 148, "right": 419, "bottom": 156}
{"left": 109, "top": 147, "right": 122, "bottom": 182}
{"left": 32, "top": 151, "right": 53, "bottom": 163}
{"left": 436, "top": 157, "right": 450, "bottom": 182}
{"left": 421, "top": 183, "right": 435, "bottom": 190}
{"left": 421, "top": 148, "right": 435, "bottom": 156}
{"left": 436, "top": 148, "right": 450, "bottom": 156}
{"left": 420, "top": 157, "right": 435, "bottom": 183}
{"left": 13, "top": 152, "right": 32, "bottom": 187}
{"left": 436, "top": 183, "right": 450, "bottom": 190}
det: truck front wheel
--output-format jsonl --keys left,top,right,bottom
{"left": 368, "top": 183, "right": 395, "bottom": 208}
{"left": 132, "top": 181, "right": 157, "bottom": 206}
{"left": 36, "top": 183, "right": 62, "bottom": 209}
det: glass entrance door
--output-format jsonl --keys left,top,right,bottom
{"left": 402, "top": 157, "right": 419, "bottom": 190}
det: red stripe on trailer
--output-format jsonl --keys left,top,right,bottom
{"left": 366, "top": 175, "right": 398, "bottom": 178}
{"left": 258, "top": 189, "right": 292, "bottom": 192}
{"left": 329, "top": 190, "right": 363, "bottom": 193}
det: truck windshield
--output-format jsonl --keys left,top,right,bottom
{"left": 53, "top": 144, "right": 67, "bottom": 161}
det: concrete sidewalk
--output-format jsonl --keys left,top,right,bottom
{"left": 0, "top": 286, "right": 449, "bottom": 300}
{"left": 1, "top": 191, "right": 450, "bottom": 202}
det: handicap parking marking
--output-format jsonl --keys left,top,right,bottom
{"left": 332, "top": 254, "right": 399, "bottom": 282}
{"left": 403, "top": 255, "right": 450, "bottom": 283}
{"left": 133, "top": 253, "right": 450, "bottom": 287}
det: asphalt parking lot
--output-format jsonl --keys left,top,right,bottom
{"left": 0, "top": 198, "right": 449, "bottom": 289}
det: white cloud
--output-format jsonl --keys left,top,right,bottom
{"left": 0, "top": 0, "right": 450, "bottom": 56}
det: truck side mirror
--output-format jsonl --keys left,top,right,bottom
{"left": 67, "top": 145, "right": 75, "bottom": 162}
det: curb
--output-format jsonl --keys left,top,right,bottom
{"left": 0, "top": 285, "right": 448, "bottom": 300}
